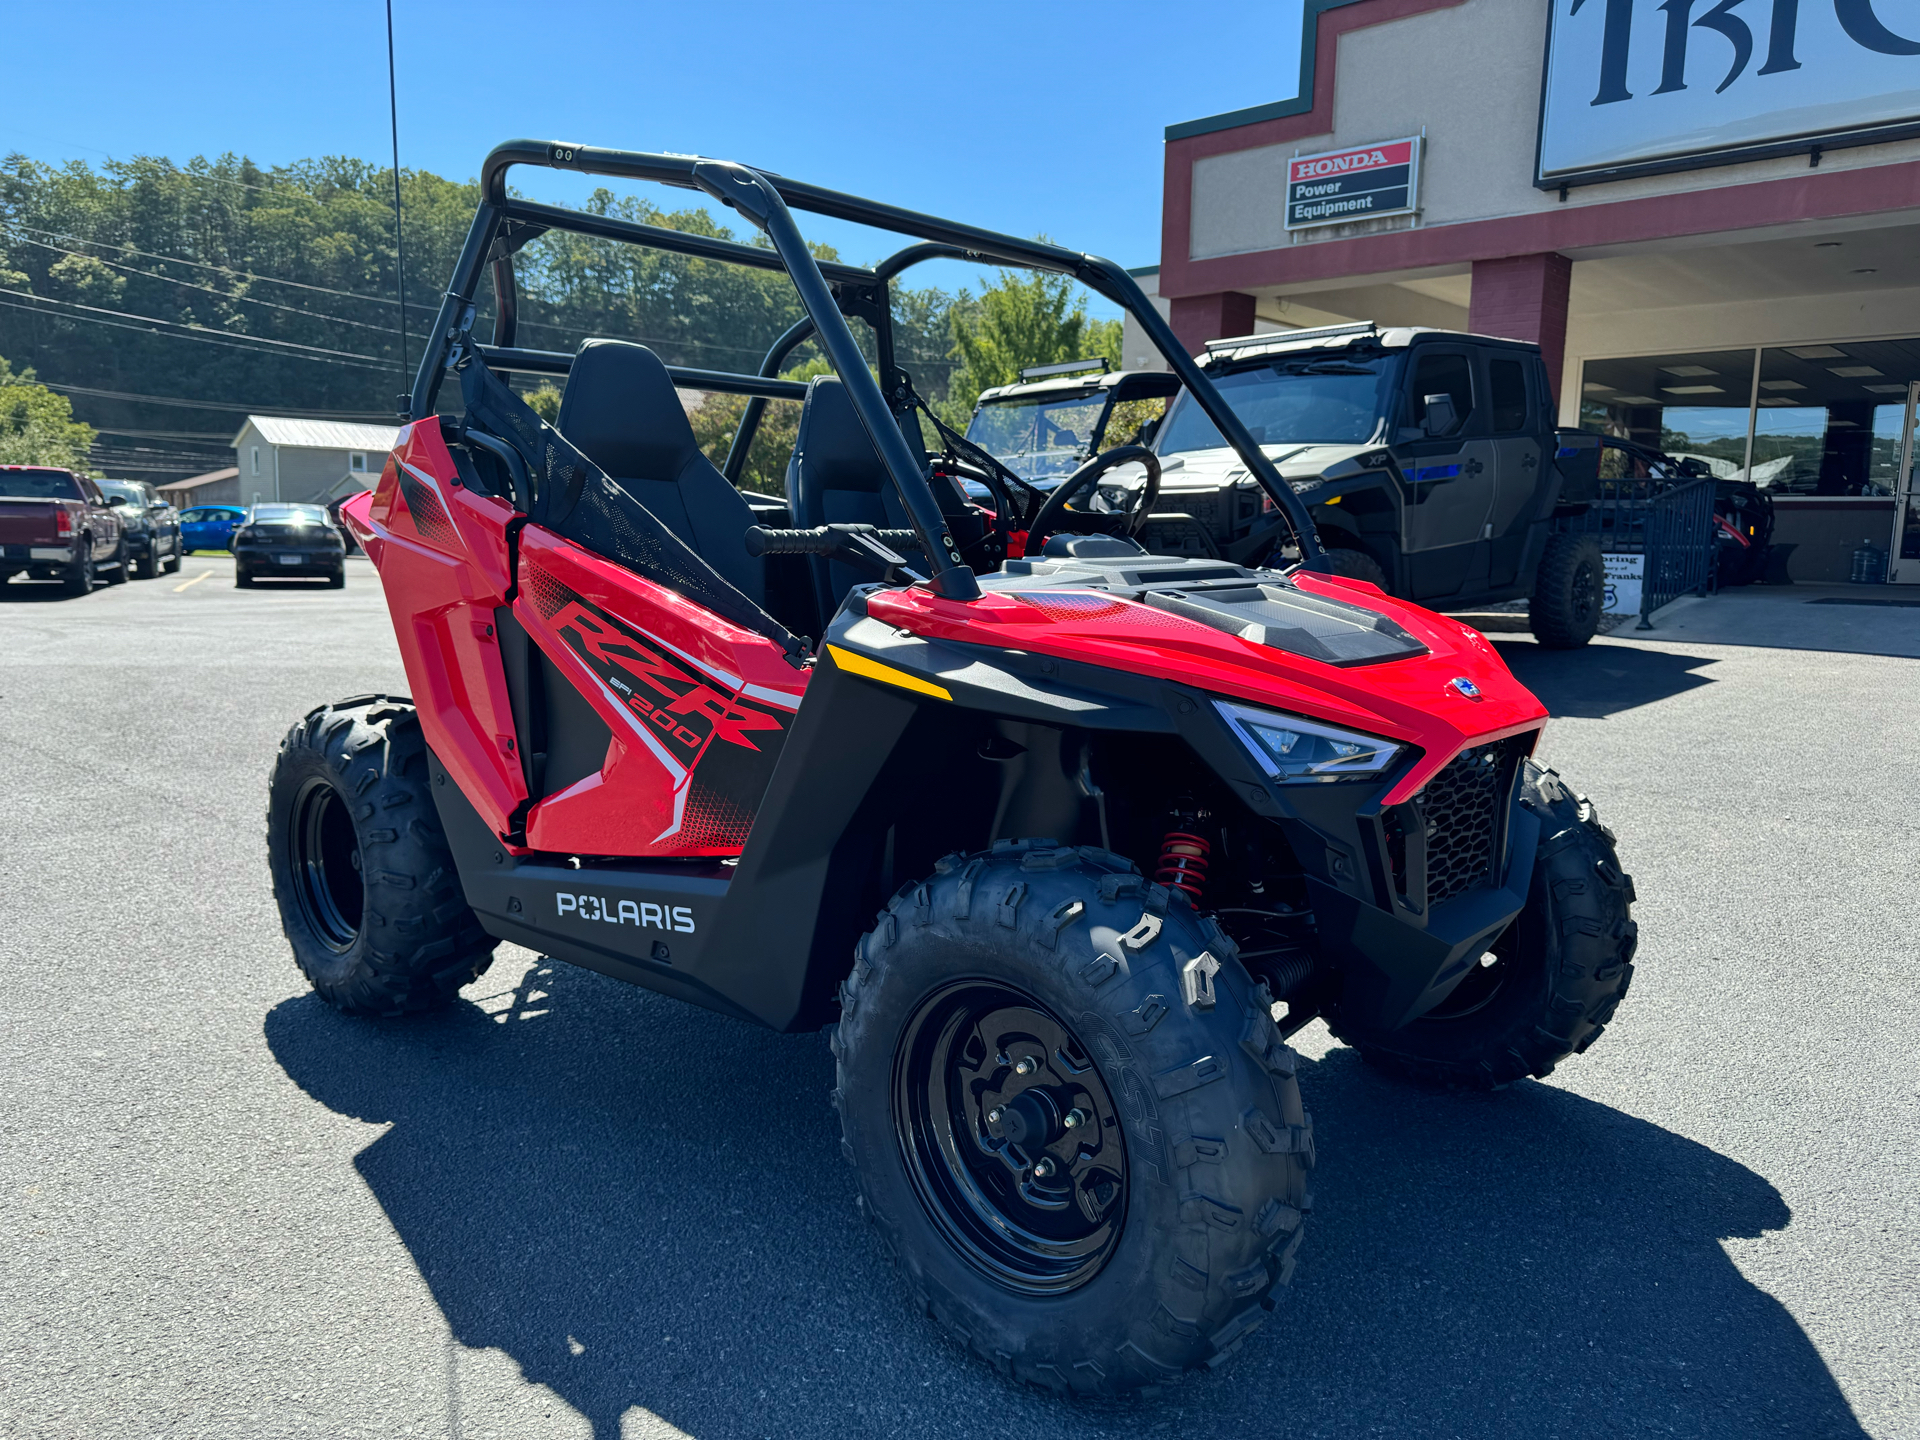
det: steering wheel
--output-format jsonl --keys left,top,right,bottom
{"left": 1023, "top": 445, "right": 1162, "bottom": 557}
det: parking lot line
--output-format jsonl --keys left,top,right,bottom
{"left": 173, "top": 570, "right": 215, "bottom": 592}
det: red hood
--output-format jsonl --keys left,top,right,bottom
{"left": 864, "top": 573, "right": 1545, "bottom": 804}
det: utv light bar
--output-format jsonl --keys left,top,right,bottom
{"left": 1020, "top": 358, "right": 1111, "bottom": 381}
{"left": 1203, "top": 322, "right": 1377, "bottom": 352}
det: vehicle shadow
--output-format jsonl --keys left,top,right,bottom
{"left": 0, "top": 576, "right": 92, "bottom": 602}
{"left": 1492, "top": 638, "right": 1720, "bottom": 719}
{"left": 265, "top": 965, "right": 1863, "bottom": 1439}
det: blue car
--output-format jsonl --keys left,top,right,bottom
{"left": 178, "top": 504, "right": 247, "bottom": 554}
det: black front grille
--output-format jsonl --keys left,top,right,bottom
{"left": 1420, "top": 746, "right": 1507, "bottom": 904}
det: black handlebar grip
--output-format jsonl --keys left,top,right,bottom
{"left": 744, "top": 525, "right": 837, "bottom": 556}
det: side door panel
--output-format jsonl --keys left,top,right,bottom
{"left": 1484, "top": 352, "right": 1546, "bottom": 589}
{"left": 512, "top": 526, "right": 806, "bottom": 859}
{"left": 1396, "top": 347, "right": 1494, "bottom": 601}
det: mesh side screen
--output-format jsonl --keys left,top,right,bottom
{"left": 457, "top": 348, "right": 803, "bottom": 657}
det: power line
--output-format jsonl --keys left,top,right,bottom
{"left": 2, "top": 231, "right": 414, "bottom": 335}
{"left": 0, "top": 220, "right": 437, "bottom": 312}
{"left": 0, "top": 293, "right": 394, "bottom": 370}
{"left": 34, "top": 381, "right": 395, "bottom": 419}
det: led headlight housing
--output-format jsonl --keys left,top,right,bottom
{"left": 1215, "top": 700, "right": 1405, "bottom": 784}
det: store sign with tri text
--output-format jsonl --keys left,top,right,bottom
{"left": 1284, "top": 137, "right": 1422, "bottom": 230}
{"left": 1538, "top": 0, "right": 1920, "bottom": 186}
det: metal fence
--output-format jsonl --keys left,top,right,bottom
{"left": 1555, "top": 473, "right": 1719, "bottom": 629}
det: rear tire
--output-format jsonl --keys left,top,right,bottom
{"left": 62, "top": 544, "right": 94, "bottom": 597}
{"left": 1324, "top": 761, "right": 1636, "bottom": 1089}
{"left": 163, "top": 539, "right": 182, "bottom": 574}
{"left": 1320, "top": 546, "right": 1389, "bottom": 589}
{"left": 1529, "top": 533, "right": 1604, "bottom": 647}
{"left": 834, "top": 841, "right": 1314, "bottom": 1393}
{"left": 235, "top": 568, "right": 254, "bottom": 589}
{"left": 267, "top": 695, "right": 496, "bottom": 1014}
{"left": 327, "top": 570, "right": 346, "bottom": 589}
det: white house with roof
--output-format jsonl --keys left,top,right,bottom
{"left": 230, "top": 416, "right": 402, "bottom": 508}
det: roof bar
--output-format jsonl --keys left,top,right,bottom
{"left": 475, "top": 344, "right": 809, "bottom": 401}
{"left": 502, "top": 197, "right": 877, "bottom": 288}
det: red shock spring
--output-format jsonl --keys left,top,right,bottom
{"left": 1156, "top": 829, "right": 1212, "bottom": 901}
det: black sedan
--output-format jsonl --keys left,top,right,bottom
{"left": 232, "top": 503, "right": 347, "bottom": 588}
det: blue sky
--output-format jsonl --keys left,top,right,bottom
{"left": 3, "top": 0, "right": 1305, "bottom": 304}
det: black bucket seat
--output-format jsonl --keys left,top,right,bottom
{"left": 555, "top": 339, "right": 765, "bottom": 606}
{"left": 785, "top": 376, "right": 930, "bottom": 623}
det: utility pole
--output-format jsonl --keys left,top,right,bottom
{"left": 386, "top": 0, "right": 410, "bottom": 414}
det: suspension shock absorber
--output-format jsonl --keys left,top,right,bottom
{"left": 1156, "top": 817, "right": 1212, "bottom": 902}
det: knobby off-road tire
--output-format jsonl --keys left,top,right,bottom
{"left": 1327, "top": 760, "right": 1637, "bottom": 1089}
{"left": 1321, "top": 546, "right": 1389, "bottom": 589}
{"left": 267, "top": 695, "right": 495, "bottom": 1014}
{"left": 833, "top": 840, "right": 1314, "bottom": 1394}
{"left": 1528, "top": 532, "right": 1604, "bottom": 648}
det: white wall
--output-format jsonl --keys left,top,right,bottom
{"left": 1187, "top": 0, "right": 1917, "bottom": 263}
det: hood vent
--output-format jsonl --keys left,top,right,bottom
{"left": 1140, "top": 581, "right": 1428, "bottom": 667}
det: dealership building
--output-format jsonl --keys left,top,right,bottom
{"left": 1134, "top": 0, "right": 1918, "bottom": 583}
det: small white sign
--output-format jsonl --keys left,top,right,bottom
{"left": 1604, "top": 552, "right": 1644, "bottom": 616}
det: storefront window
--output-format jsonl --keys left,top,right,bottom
{"left": 1579, "top": 349, "right": 1756, "bottom": 479}
{"left": 1751, "top": 340, "right": 1920, "bottom": 495}
{"left": 1580, "top": 340, "right": 1920, "bottom": 493}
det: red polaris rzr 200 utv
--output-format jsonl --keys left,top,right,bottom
{"left": 267, "top": 141, "right": 1637, "bottom": 1393}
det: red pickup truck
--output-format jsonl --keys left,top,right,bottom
{"left": 0, "top": 466, "right": 128, "bottom": 595}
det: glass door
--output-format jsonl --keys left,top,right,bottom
{"left": 1889, "top": 383, "right": 1919, "bottom": 584}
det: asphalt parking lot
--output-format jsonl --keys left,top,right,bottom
{"left": 2, "top": 556, "right": 1916, "bottom": 1439}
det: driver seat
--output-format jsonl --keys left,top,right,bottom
{"left": 785, "top": 376, "right": 928, "bottom": 626}
{"left": 555, "top": 339, "right": 765, "bottom": 606}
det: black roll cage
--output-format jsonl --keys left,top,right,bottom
{"left": 410, "top": 140, "right": 1323, "bottom": 599}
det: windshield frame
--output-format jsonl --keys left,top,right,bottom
{"left": 964, "top": 388, "right": 1114, "bottom": 483}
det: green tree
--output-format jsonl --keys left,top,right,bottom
{"left": 941, "top": 269, "right": 1124, "bottom": 425}
{"left": 0, "top": 354, "right": 96, "bottom": 470}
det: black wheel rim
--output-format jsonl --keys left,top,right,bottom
{"left": 1572, "top": 558, "right": 1598, "bottom": 622}
{"left": 893, "top": 980, "right": 1128, "bottom": 1295}
{"left": 289, "top": 777, "right": 363, "bottom": 952}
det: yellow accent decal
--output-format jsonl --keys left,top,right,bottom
{"left": 826, "top": 644, "right": 952, "bottom": 701}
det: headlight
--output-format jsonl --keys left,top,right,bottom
{"left": 1215, "top": 700, "right": 1405, "bottom": 783}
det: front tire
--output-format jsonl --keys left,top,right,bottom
{"left": 1529, "top": 533, "right": 1604, "bottom": 647}
{"left": 835, "top": 841, "right": 1314, "bottom": 1393}
{"left": 1325, "top": 761, "right": 1637, "bottom": 1089}
{"left": 135, "top": 542, "right": 159, "bottom": 580}
{"left": 267, "top": 695, "right": 496, "bottom": 1013}
{"left": 1321, "top": 546, "right": 1389, "bottom": 589}
{"left": 104, "top": 538, "right": 129, "bottom": 585}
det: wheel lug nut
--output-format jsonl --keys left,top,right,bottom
{"left": 1015, "top": 1056, "right": 1037, "bottom": 1076}
{"left": 987, "top": 1108, "right": 1003, "bottom": 1124}
{"left": 1034, "top": 1157, "right": 1056, "bottom": 1178}
{"left": 1064, "top": 1108, "right": 1088, "bottom": 1129}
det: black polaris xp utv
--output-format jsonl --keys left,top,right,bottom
{"left": 267, "top": 139, "right": 1639, "bottom": 1395}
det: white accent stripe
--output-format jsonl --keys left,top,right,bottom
{"left": 400, "top": 458, "right": 451, "bottom": 512}
{"left": 740, "top": 681, "right": 804, "bottom": 711}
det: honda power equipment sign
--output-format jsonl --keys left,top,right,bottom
{"left": 1538, "top": 0, "right": 1919, "bottom": 187}
{"left": 1285, "top": 137, "right": 1422, "bottom": 230}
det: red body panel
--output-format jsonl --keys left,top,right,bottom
{"left": 345, "top": 425, "right": 804, "bottom": 859}
{"left": 863, "top": 573, "right": 1546, "bottom": 805}
{"left": 346, "top": 423, "right": 1544, "bottom": 854}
